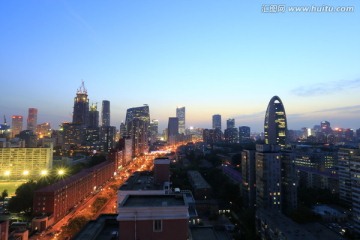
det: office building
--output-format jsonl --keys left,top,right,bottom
{"left": 176, "top": 106, "right": 185, "bottom": 135}
{"left": 202, "top": 128, "right": 222, "bottom": 145}
{"left": 11, "top": 115, "right": 23, "bottom": 138}
{"left": 226, "top": 118, "right": 235, "bottom": 129}
{"left": 239, "top": 126, "right": 250, "bottom": 143}
{"left": 127, "top": 117, "right": 149, "bottom": 156}
{"left": 320, "top": 121, "right": 332, "bottom": 134}
{"left": 119, "top": 122, "right": 126, "bottom": 139}
{"left": 88, "top": 103, "right": 99, "bottom": 127}
{"left": 167, "top": 117, "right": 179, "bottom": 145}
{"left": 125, "top": 105, "right": 150, "bottom": 129}
{"left": 99, "top": 126, "right": 116, "bottom": 152}
{"left": 18, "top": 130, "right": 37, "bottom": 147}
{"left": 62, "top": 122, "right": 83, "bottom": 151}
{"left": 224, "top": 128, "right": 238, "bottom": 143}
{"left": 125, "top": 105, "right": 150, "bottom": 156}
{"left": 150, "top": 119, "right": 159, "bottom": 143}
{"left": 264, "top": 96, "right": 288, "bottom": 148}
{"left": 27, "top": 108, "right": 38, "bottom": 132}
{"left": 101, "top": 100, "right": 110, "bottom": 127}
{"left": 36, "top": 122, "right": 51, "bottom": 138}
{"left": 72, "top": 81, "right": 89, "bottom": 127}
{"left": 212, "top": 114, "right": 221, "bottom": 130}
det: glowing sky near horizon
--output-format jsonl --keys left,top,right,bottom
{"left": 0, "top": 0, "right": 359, "bottom": 132}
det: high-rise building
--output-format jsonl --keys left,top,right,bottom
{"left": 99, "top": 126, "right": 116, "bottom": 152}
{"left": 320, "top": 121, "right": 332, "bottom": 134}
{"left": 226, "top": 118, "right": 235, "bottom": 129}
{"left": 27, "top": 108, "right": 38, "bottom": 132}
{"left": 72, "top": 81, "right": 89, "bottom": 127}
{"left": 88, "top": 103, "right": 99, "bottom": 128}
{"left": 239, "top": 126, "right": 251, "bottom": 143}
{"left": 150, "top": 119, "right": 159, "bottom": 144}
{"left": 125, "top": 105, "right": 150, "bottom": 129}
{"left": 168, "top": 117, "right": 179, "bottom": 145}
{"left": 241, "top": 150, "right": 256, "bottom": 208}
{"left": 176, "top": 107, "right": 185, "bottom": 135}
{"left": 264, "top": 96, "right": 288, "bottom": 148}
{"left": 224, "top": 128, "right": 238, "bottom": 143}
{"left": 36, "top": 123, "right": 51, "bottom": 138}
{"left": 338, "top": 147, "right": 360, "bottom": 233}
{"left": 62, "top": 122, "right": 83, "bottom": 151}
{"left": 255, "top": 144, "right": 282, "bottom": 211}
{"left": 102, "top": 100, "right": 110, "bottom": 127}
{"left": 119, "top": 122, "right": 126, "bottom": 139}
{"left": 125, "top": 105, "right": 150, "bottom": 157}
{"left": 11, "top": 115, "right": 23, "bottom": 138}
{"left": 212, "top": 114, "right": 221, "bottom": 130}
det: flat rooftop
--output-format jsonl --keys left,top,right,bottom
{"left": 122, "top": 194, "right": 186, "bottom": 207}
{"left": 188, "top": 171, "right": 211, "bottom": 189}
{"left": 119, "top": 171, "right": 164, "bottom": 191}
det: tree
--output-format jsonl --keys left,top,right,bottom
{"left": 62, "top": 216, "right": 89, "bottom": 237}
{"left": 0, "top": 189, "right": 8, "bottom": 204}
{"left": 8, "top": 181, "right": 37, "bottom": 213}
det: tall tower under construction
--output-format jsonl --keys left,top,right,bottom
{"left": 72, "top": 81, "right": 89, "bottom": 127}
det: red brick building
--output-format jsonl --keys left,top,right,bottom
{"left": 33, "top": 160, "right": 115, "bottom": 224}
{"left": 117, "top": 194, "right": 189, "bottom": 240}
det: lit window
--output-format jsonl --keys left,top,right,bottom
{"left": 153, "top": 220, "right": 162, "bottom": 232}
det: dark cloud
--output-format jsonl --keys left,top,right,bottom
{"left": 292, "top": 79, "right": 360, "bottom": 96}
{"left": 231, "top": 111, "right": 265, "bottom": 120}
{"left": 314, "top": 105, "right": 360, "bottom": 113}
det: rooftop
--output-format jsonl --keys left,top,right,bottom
{"left": 121, "top": 194, "right": 186, "bottom": 207}
{"left": 188, "top": 171, "right": 211, "bottom": 189}
{"left": 119, "top": 171, "right": 164, "bottom": 191}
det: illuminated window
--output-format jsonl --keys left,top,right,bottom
{"left": 153, "top": 220, "right": 162, "bottom": 232}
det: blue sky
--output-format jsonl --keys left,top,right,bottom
{"left": 0, "top": 0, "right": 359, "bottom": 132}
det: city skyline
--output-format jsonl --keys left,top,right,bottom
{"left": 1, "top": 1, "right": 359, "bottom": 132}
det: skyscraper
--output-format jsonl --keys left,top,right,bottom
{"left": 168, "top": 117, "right": 179, "bottom": 145}
{"left": 125, "top": 105, "right": 150, "bottom": 130}
{"left": 226, "top": 118, "right": 235, "bottom": 129}
{"left": 102, "top": 100, "right": 110, "bottom": 127}
{"left": 11, "top": 115, "right": 23, "bottom": 138}
{"left": 264, "top": 96, "right": 288, "bottom": 148}
{"left": 176, "top": 107, "right": 185, "bottom": 135}
{"left": 150, "top": 119, "right": 159, "bottom": 143}
{"left": 255, "top": 144, "right": 282, "bottom": 210}
{"left": 125, "top": 105, "right": 150, "bottom": 156}
{"left": 27, "top": 108, "right": 38, "bottom": 132}
{"left": 88, "top": 103, "right": 99, "bottom": 127}
{"left": 212, "top": 114, "right": 221, "bottom": 130}
{"left": 72, "top": 81, "right": 89, "bottom": 127}
{"left": 239, "top": 126, "right": 251, "bottom": 143}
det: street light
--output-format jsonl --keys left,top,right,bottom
{"left": 40, "top": 170, "right": 48, "bottom": 176}
{"left": 57, "top": 169, "right": 65, "bottom": 176}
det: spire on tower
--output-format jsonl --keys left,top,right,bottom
{"left": 77, "top": 80, "right": 87, "bottom": 94}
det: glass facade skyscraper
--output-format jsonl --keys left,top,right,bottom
{"left": 212, "top": 114, "right": 221, "bottom": 130}
{"left": 27, "top": 108, "right": 38, "bottom": 132}
{"left": 102, "top": 100, "right": 110, "bottom": 127}
{"left": 176, "top": 107, "right": 185, "bottom": 135}
{"left": 264, "top": 96, "right": 288, "bottom": 148}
